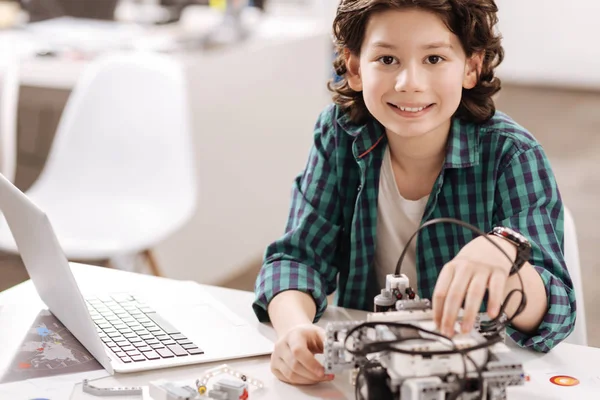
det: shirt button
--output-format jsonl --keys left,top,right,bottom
{"left": 357, "top": 185, "right": 362, "bottom": 192}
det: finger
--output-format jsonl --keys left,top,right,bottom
{"left": 441, "top": 264, "right": 474, "bottom": 336}
{"left": 433, "top": 263, "right": 455, "bottom": 328}
{"left": 487, "top": 269, "right": 507, "bottom": 318}
{"left": 307, "top": 328, "right": 326, "bottom": 354}
{"left": 461, "top": 272, "right": 489, "bottom": 333}
{"left": 283, "top": 342, "right": 325, "bottom": 381}
{"left": 272, "top": 360, "right": 321, "bottom": 385}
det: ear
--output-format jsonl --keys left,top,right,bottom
{"left": 344, "top": 48, "right": 363, "bottom": 92}
{"left": 463, "top": 52, "right": 484, "bottom": 90}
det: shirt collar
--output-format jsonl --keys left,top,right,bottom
{"left": 444, "top": 116, "right": 480, "bottom": 169}
{"left": 337, "top": 107, "right": 479, "bottom": 167}
{"left": 336, "top": 110, "right": 385, "bottom": 159}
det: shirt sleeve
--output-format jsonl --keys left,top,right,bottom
{"left": 253, "top": 107, "right": 342, "bottom": 323}
{"left": 494, "top": 144, "right": 576, "bottom": 352}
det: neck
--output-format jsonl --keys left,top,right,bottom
{"left": 386, "top": 122, "right": 450, "bottom": 176}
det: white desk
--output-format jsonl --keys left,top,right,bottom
{"left": 0, "top": 264, "right": 598, "bottom": 399}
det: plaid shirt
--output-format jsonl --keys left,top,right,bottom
{"left": 253, "top": 104, "right": 576, "bottom": 352}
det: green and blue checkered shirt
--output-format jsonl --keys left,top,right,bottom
{"left": 253, "top": 104, "right": 576, "bottom": 352}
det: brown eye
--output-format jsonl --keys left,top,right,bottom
{"left": 427, "top": 55, "right": 443, "bottom": 64}
{"left": 378, "top": 56, "right": 397, "bottom": 65}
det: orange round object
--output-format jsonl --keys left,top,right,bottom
{"left": 549, "top": 375, "right": 580, "bottom": 387}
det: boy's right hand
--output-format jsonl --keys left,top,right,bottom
{"left": 270, "top": 324, "right": 335, "bottom": 385}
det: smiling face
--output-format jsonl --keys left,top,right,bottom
{"left": 345, "top": 8, "right": 481, "bottom": 140}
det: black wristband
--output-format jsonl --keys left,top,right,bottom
{"left": 489, "top": 227, "right": 531, "bottom": 276}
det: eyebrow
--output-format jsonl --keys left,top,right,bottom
{"left": 371, "top": 41, "right": 397, "bottom": 50}
{"left": 422, "top": 42, "right": 454, "bottom": 50}
{"left": 370, "top": 41, "right": 454, "bottom": 50}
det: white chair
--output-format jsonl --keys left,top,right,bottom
{"left": 0, "top": 57, "right": 19, "bottom": 183}
{"left": 0, "top": 52, "right": 196, "bottom": 276}
{"left": 563, "top": 207, "right": 588, "bottom": 346}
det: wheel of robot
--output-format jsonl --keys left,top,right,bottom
{"left": 355, "top": 362, "right": 394, "bottom": 400}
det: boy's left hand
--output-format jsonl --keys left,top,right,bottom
{"left": 432, "top": 235, "right": 517, "bottom": 337}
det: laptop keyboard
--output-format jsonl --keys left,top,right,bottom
{"left": 85, "top": 293, "right": 204, "bottom": 363}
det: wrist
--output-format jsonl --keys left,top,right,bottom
{"left": 268, "top": 291, "right": 316, "bottom": 337}
{"left": 488, "top": 227, "right": 531, "bottom": 275}
{"left": 486, "top": 234, "right": 518, "bottom": 272}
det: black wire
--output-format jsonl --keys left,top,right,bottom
{"left": 394, "top": 217, "right": 527, "bottom": 329}
{"left": 345, "top": 321, "right": 498, "bottom": 399}
{"left": 345, "top": 218, "right": 529, "bottom": 399}
{"left": 349, "top": 325, "right": 465, "bottom": 400}
{"left": 463, "top": 350, "right": 488, "bottom": 400}
{"left": 344, "top": 321, "right": 503, "bottom": 357}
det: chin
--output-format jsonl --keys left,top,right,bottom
{"left": 384, "top": 123, "right": 435, "bottom": 139}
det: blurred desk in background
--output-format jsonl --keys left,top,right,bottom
{"left": 3, "top": 6, "right": 333, "bottom": 287}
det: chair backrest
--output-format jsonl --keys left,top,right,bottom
{"left": 28, "top": 51, "right": 196, "bottom": 217}
{"left": 563, "top": 206, "right": 588, "bottom": 346}
{"left": 0, "top": 57, "right": 20, "bottom": 183}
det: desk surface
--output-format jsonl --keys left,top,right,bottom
{"left": 0, "top": 264, "right": 598, "bottom": 399}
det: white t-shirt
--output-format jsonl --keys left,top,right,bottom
{"left": 374, "top": 147, "right": 430, "bottom": 291}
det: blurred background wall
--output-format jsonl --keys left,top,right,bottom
{"left": 496, "top": 0, "right": 599, "bottom": 89}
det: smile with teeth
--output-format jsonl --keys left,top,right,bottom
{"left": 390, "top": 103, "right": 432, "bottom": 112}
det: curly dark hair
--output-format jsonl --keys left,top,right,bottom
{"left": 328, "top": 0, "right": 504, "bottom": 124}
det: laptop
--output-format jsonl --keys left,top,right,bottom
{"left": 0, "top": 173, "right": 273, "bottom": 373}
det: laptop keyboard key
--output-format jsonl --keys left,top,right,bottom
{"left": 150, "top": 343, "right": 165, "bottom": 349}
{"left": 166, "top": 344, "right": 188, "bottom": 357}
{"left": 181, "top": 343, "right": 198, "bottom": 350}
{"left": 144, "top": 350, "right": 161, "bottom": 360}
{"left": 187, "top": 348, "right": 204, "bottom": 355}
{"left": 170, "top": 334, "right": 186, "bottom": 341}
{"left": 131, "top": 355, "right": 147, "bottom": 362}
{"left": 155, "top": 347, "right": 175, "bottom": 358}
{"left": 121, "top": 356, "right": 132, "bottom": 363}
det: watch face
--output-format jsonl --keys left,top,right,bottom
{"left": 495, "top": 227, "right": 529, "bottom": 246}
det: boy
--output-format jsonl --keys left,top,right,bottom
{"left": 253, "top": 0, "right": 576, "bottom": 385}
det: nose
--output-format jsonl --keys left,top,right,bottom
{"left": 394, "top": 62, "right": 425, "bottom": 92}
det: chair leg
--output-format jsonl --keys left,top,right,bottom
{"left": 104, "top": 259, "right": 115, "bottom": 269}
{"left": 143, "top": 249, "right": 163, "bottom": 277}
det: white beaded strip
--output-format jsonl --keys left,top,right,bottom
{"left": 82, "top": 379, "right": 143, "bottom": 397}
{"left": 196, "top": 364, "right": 264, "bottom": 391}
